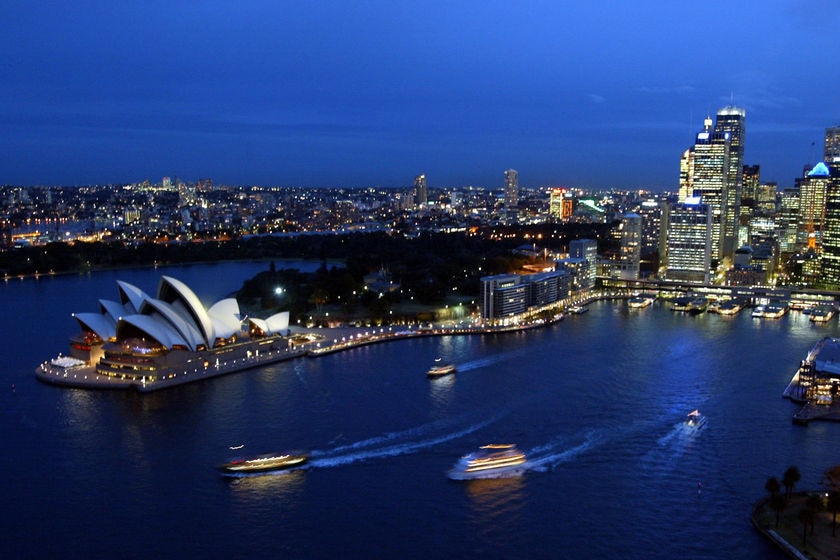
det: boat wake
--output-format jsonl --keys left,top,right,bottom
{"left": 308, "top": 414, "right": 505, "bottom": 469}
{"left": 524, "top": 432, "right": 602, "bottom": 473}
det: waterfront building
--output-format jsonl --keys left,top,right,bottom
{"left": 46, "top": 275, "right": 291, "bottom": 388}
{"left": 637, "top": 199, "right": 665, "bottom": 256}
{"left": 479, "top": 274, "right": 527, "bottom": 321}
{"left": 663, "top": 197, "right": 713, "bottom": 284}
{"left": 555, "top": 257, "right": 589, "bottom": 293}
{"left": 414, "top": 174, "right": 427, "bottom": 207}
{"left": 617, "top": 213, "right": 642, "bottom": 279}
{"left": 479, "top": 269, "right": 571, "bottom": 322}
{"left": 826, "top": 125, "right": 840, "bottom": 165}
{"left": 568, "top": 238, "right": 597, "bottom": 289}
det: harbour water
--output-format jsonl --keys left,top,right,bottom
{"left": 2, "top": 263, "right": 838, "bottom": 559}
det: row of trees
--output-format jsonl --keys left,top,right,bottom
{"left": 764, "top": 465, "right": 840, "bottom": 547}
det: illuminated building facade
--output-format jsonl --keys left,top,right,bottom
{"left": 480, "top": 274, "right": 527, "bottom": 320}
{"left": 414, "top": 174, "right": 427, "bottom": 206}
{"left": 743, "top": 165, "right": 760, "bottom": 201}
{"left": 689, "top": 115, "right": 730, "bottom": 262}
{"left": 797, "top": 163, "right": 831, "bottom": 250}
{"left": 818, "top": 164, "right": 840, "bottom": 288}
{"left": 504, "top": 169, "right": 518, "bottom": 209}
{"left": 663, "top": 198, "right": 712, "bottom": 283}
{"left": 826, "top": 125, "right": 840, "bottom": 165}
{"left": 714, "top": 106, "right": 746, "bottom": 256}
{"left": 569, "top": 238, "right": 597, "bottom": 289}
{"left": 617, "top": 213, "right": 642, "bottom": 279}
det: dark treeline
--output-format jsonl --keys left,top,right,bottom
{"left": 1, "top": 222, "right": 615, "bottom": 321}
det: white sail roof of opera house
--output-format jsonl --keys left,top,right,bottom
{"left": 248, "top": 311, "right": 290, "bottom": 336}
{"left": 72, "top": 275, "right": 288, "bottom": 351}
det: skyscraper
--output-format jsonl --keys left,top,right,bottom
{"left": 504, "top": 169, "right": 518, "bottom": 209}
{"left": 714, "top": 106, "right": 746, "bottom": 256}
{"left": 569, "top": 238, "right": 597, "bottom": 289}
{"left": 618, "top": 213, "right": 642, "bottom": 280}
{"left": 663, "top": 198, "right": 713, "bottom": 284}
{"left": 797, "top": 162, "right": 832, "bottom": 250}
{"left": 414, "top": 174, "right": 427, "bottom": 207}
{"left": 826, "top": 125, "right": 840, "bottom": 165}
{"left": 819, "top": 164, "right": 840, "bottom": 288}
{"left": 689, "top": 115, "right": 730, "bottom": 262}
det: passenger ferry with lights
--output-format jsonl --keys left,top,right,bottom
{"left": 427, "top": 360, "right": 456, "bottom": 378}
{"left": 219, "top": 451, "right": 309, "bottom": 475}
{"left": 448, "top": 444, "right": 527, "bottom": 479}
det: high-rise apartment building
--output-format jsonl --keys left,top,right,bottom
{"left": 826, "top": 125, "right": 840, "bottom": 165}
{"left": 569, "top": 238, "right": 597, "bottom": 289}
{"left": 414, "top": 174, "right": 427, "bottom": 207}
{"left": 504, "top": 169, "right": 518, "bottom": 209}
{"left": 618, "top": 213, "right": 642, "bottom": 280}
{"left": 663, "top": 198, "right": 713, "bottom": 284}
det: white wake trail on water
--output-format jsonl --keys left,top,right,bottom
{"left": 524, "top": 431, "right": 603, "bottom": 472}
{"left": 308, "top": 410, "right": 510, "bottom": 469}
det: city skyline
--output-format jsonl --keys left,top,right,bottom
{"left": 2, "top": 1, "right": 839, "bottom": 189}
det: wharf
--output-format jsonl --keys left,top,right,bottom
{"left": 792, "top": 400, "right": 840, "bottom": 425}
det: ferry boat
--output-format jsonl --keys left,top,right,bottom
{"left": 427, "top": 361, "right": 456, "bottom": 378}
{"left": 627, "top": 295, "right": 655, "bottom": 308}
{"left": 670, "top": 295, "right": 693, "bottom": 312}
{"left": 448, "top": 444, "right": 527, "bottom": 479}
{"left": 717, "top": 299, "right": 743, "bottom": 316}
{"left": 685, "top": 409, "right": 707, "bottom": 429}
{"left": 686, "top": 297, "right": 708, "bottom": 315}
{"left": 810, "top": 305, "right": 836, "bottom": 323}
{"left": 761, "top": 303, "right": 788, "bottom": 319}
{"left": 219, "top": 451, "right": 309, "bottom": 475}
{"left": 751, "top": 306, "right": 765, "bottom": 318}
{"left": 569, "top": 305, "right": 589, "bottom": 315}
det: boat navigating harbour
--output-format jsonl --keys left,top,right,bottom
{"left": 427, "top": 360, "right": 456, "bottom": 378}
{"left": 685, "top": 410, "right": 707, "bottom": 430}
{"left": 448, "top": 444, "right": 527, "bottom": 480}
{"left": 219, "top": 451, "right": 309, "bottom": 475}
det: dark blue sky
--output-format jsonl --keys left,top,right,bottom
{"left": 2, "top": 1, "right": 838, "bottom": 190}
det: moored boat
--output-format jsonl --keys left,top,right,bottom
{"left": 717, "top": 299, "right": 743, "bottom": 315}
{"left": 761, "top": 303, "right": 788, "bottom": 319}
{"left": 627, "top": 295, "right": 655, "bottom": 308}
{"left": 219, "top": 451, "right": 309, "bottom": 475}
{"left": 810, "top": 305, "right": 836, "bottom": 323}
{"left": 448, "top": 444, "right": 527, "bottom": 479}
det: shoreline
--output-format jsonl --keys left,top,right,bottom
{"left": 752, "top": 493, "right": 840, "bottom": 560}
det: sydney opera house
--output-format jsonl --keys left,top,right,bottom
{"left": 36, "top": 275, "right": 297, "bottom": 391}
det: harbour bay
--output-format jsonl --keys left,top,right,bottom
{"left": 2, "top": 263, "right": 837, "bottom": 559}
